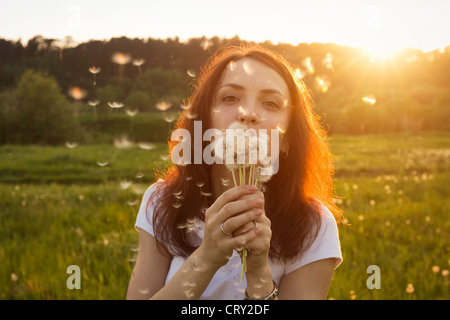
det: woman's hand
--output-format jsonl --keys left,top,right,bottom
{"left": 233, "top": 191, "right": 272, "bottom": 273}
{"left": 199, "top": 185, "right": 264, "bottom": 271}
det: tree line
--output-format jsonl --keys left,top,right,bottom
{"left": 0, "top": 35, "right": 449, "bottom": 145}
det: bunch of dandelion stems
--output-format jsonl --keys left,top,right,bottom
{"left": 230, "top": 163, "right": 259, "bottom": 282}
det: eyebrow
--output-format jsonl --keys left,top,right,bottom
{"left": 219, "top": 83, "right": 286, "bottom": 98}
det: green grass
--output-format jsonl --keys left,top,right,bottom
{"left": 0, "top": 131, "right": 449, "bottom": 299}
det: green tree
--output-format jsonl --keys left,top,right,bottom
{"left": 0, "top": 69, "right": 80, "bottom": 145}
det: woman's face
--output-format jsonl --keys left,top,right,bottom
{"left": 211, "top": 57, "right": 291, "bottom": 147}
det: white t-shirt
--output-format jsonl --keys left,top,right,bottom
{"left": 135, "top": 182, "right": 343, "bottom": 300}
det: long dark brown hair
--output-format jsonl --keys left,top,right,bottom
{"left": 148, "top": 44, "right": 341, "bottom": 263}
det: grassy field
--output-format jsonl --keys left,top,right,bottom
{"left": 0, "top": 131, "right": 449, "bottom": 299}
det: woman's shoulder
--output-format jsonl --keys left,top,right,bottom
{"left": 141, "top": 179, "right": 165, "bottom": 201}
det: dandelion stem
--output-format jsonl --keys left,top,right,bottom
{"left": 231, "top": 170, "right": 237, "bottom": 187}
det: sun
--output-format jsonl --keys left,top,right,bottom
{"left": 362, "top": 40, "right": 403, "bottom": 59}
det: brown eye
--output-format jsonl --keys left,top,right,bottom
{"left": 223, "top": 95, "right": 239, "bottom": 103}
{"left": 263, "top": 100, "right": 280, "bottom": 109}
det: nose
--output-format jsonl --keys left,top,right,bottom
{"left": 237, "top": 105, "right": 260, "bottom": 125}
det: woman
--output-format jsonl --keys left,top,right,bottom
{"left": 126, "top": 44, "right": 342, "bottom": 300}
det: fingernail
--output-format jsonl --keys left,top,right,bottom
{"left": 254, "top": 209, "right": 263, "bottom": 216}
{"left": 247, "top": 185, "right": 257, "bottom": 191}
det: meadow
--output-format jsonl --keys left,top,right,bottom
{"left": 0, "top": 131, "right": 448, "bottom": 299}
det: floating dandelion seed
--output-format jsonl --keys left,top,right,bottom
{"left": 322, "top": 52, "right": 334, "bottom": 70}
{"left": 315, "top": 76, "right": 330, "bottom": 93}
{"left": 11, "top": 273, "right": 18, "bottom": 282}
{"left": 180, "top": 103, "right": 191, "bottom": 110}
{"left": 136, "top": 172, "right": 144, "bottom": 180}
{"left": 303, "top": 57, "right": 315, "bottom": 74}
{"left": 362, "top": 95, "right": 377, "bottom": 105}
{"left": 120, "top": 180, "right": 132, "bottom": 190}
{"left": 432, "top": 265, "right": 440, "bottom": 273}
{"left": 200, "top": 39, "right": 212, "bottom": 51}
{"left": 108, "top": 102, "right": 124, "bottom": 109}
{"left": 112, "top": 52, "right": 131, "bottom": 79}
{"left": 138, "top": 142, "right": 155, "bottom": 150}
{"left": 68, "top": 86, "right": 87, "bottom": 100}
{"left": 132, "top": 58, "right": 145, "bottom": 77}
{"left": 111, "top": 52, "right": 131, "bottom": 65}
{"left": 108, "top": 102, "right": 124, "bottom": 117}
{"left": 164, "top": 113, "right": 177, "bottom": 123}
{"left": 127, "top": 199, "right": 138, "bottom": 206}
{"left": 184, "top": 111, "right": 197, "bottom": 119}
{"left": 88, "top": 66, "right": 101, "bottom": 85}
{"left": 114, "top": 136, "right": 133, "bottom": 149}
{"left": 442, "top": 269, "right": 449, "bottom": 277}
{"left": 96, "top": 161, "right": 108, "bottom": 167}
{"left": 65, "top": 142, "right": 78, "bottom": 149}
{"left": 187, "top": 69, "right": 197, "bottom": 78}
{"left": 126, "top": 109, "right": 138, "bottom": 117}
{"left": 88, "top": 100, "right": 99, "bottom": 107}
{"left": 405, "top": 283, "right": 414, "bottom": 293}
{"left": 294, "top": 68, "right": 306, "bottom": 80}
{"left": 276, "top": 124, "right": 286, "bottom": 134}
{"left": 156, "top": 101, "right": 172, "bottom": 111}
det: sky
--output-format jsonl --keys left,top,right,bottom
{"left": 1, "top": 0, "right": 449, "bottom": 55}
